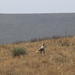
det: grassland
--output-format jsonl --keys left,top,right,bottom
{"left": 0, "top": 36, "right": 75, "bottom": 75}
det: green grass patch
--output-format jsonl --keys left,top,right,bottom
{"left": 12, "top": 47, "right": 26, "bottom": 57}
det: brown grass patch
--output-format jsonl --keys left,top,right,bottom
{"left": 0, "top": 36, "right": 75, "bottom": 75}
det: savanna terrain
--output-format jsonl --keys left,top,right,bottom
{"left": 0, "top": 36, "right": 75, "bottom": 75}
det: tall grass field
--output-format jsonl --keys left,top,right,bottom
{"left": 0, "top": 36, "right": 75, "bottom": 75}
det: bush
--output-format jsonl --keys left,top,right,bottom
{"left": 12, "top": 47, "right": 26, "bottom": 57}
{"left": 30, "top": 37, "right": 50, "bottom": 42}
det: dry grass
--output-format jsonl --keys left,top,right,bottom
{"left": 0, "top": 36, "right": 75, "bottom": 75}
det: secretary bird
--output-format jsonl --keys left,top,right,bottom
{"left": 36, "top": 43, "right": 45, "bottom": 53}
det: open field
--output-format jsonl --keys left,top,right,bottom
{"left": 0, "top": 36, "right": 75, "bottom": 75}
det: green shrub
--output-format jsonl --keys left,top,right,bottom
{"left": 12, "top": 47, "right": 26, "bottom": 57}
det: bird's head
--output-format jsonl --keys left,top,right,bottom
{"left": 42, "top": 43, "right": 45, "bottom": 46}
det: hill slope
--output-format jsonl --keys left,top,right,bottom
{"left": 0, "top": 36, "right": 75, "bottom": 75}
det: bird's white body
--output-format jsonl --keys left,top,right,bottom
{"left": 40, "top": 45, "right": 45, "bottom": 50}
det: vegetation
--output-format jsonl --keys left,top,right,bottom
{"left": 0, "top": 36, "right": 75, "bottom": 75}
{"left": 12, "top": 47, "right": 26, "bottom": 56}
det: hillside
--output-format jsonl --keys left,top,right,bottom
{"left": 0, "top": 36, "right": 75, "bottom": 75}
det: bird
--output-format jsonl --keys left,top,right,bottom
{"left": 36, "top": 43, "right": 45, "bottom": 53}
